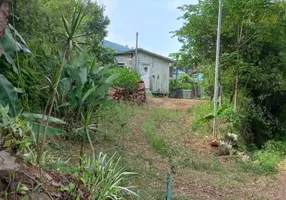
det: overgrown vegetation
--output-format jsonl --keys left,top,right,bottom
{"left": 1, "top": 0, "right": 286, "bottom": 198}
{"left": 0, "top": 0, "right": 140, "bottom": 199}
{"left": 173, "top": 0, "right": 286, "bottom": 148}
{"left": 105, "top": 66, "right": 141, "bottom": 92}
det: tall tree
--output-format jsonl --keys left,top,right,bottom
{"left": 174, "top": 0, "right": 286, "bottom": 146}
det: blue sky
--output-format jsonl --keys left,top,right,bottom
{"left": 98, "top": 0, "right": 198, "bottom": 57}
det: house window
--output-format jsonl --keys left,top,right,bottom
{"left": 117, "top": 62, "right": 125, "bottom": 67}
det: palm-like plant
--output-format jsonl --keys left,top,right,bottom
{"left": 61, "top": 6, "right": 85, "bottom": 58}
{"left": 37, "top": 6, "right": 87, "bottom": 165}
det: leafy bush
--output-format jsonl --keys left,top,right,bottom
{"left": 169, "top": 79, "right": 182, "bottom": 90}
{"left": 169, "top": 73, "right": 193, "bottom": 91}
{"left": 105, "top": 67, "right": 140, "bottom": 92}
{"left": 181, "top": 83, "right": 192, "bottom": 89}
{"left": 179, "top": 73, "right": 192, "bottom": 83}
{"left": 251, "top": 140, "right": 286, "bottom": 173}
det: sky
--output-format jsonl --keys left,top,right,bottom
{"left": 97, "top": 0, "right": 198, "bottom": 57}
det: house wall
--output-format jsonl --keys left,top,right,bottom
{"left": 115, "top": 51, "right": 170, "bottom": 94}
{"left": 137, "top": 52, "right": 170, "bottom": 94}
{"left": 115, "top": 54, "right": 134, "bottom": 68}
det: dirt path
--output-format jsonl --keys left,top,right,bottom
{"left": 130, "top": 97, "right": 286, "bottom": 200}
{"left": 146, "top": 97, "right": 207, "bottom": 111}
{"left": 56, "top": 97, "right": 286, "bottom": 199}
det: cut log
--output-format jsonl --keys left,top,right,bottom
{"left": 107, "top": 81, "right": 147, "bottom": 104}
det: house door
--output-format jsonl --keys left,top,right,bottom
{"left": 141, "top": 64, "right": 150, "bottom": 89}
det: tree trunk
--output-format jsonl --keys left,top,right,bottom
{"left": 0, "top": 1, "right": 10, "bottom": 56}
{"left": 218, "top": 85, "right": 222, "bottom": 106}
{"left": 234, "top": 71, "right": 239, "bottom": 110}
{"left": 233, "top": 23, "right": 243, "bottom": 111}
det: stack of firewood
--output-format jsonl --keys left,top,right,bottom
{"left": 107, "top": 81, "right": 146, "bottom": 104}
{"left": 135, "top": 81, "right": 146, "bottom": 105}
{"left": 107, "top": 86, "right": 130, "bottom": 100}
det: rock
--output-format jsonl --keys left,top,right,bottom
{"left": 0, "top": 150, "right": 20, "bottom": 171}
{"left": 0, "top": 150, "right": 20, "bottom": 192}
{"left": 210, "top": 140, "right": 220, "bottom": 147}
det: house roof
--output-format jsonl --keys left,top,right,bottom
{"left": 116, "top": 48, "right": 174, "bottom": 63}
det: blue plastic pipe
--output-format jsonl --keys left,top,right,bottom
{"left": 166, "top": 168, "right": 171, "bottom": 200}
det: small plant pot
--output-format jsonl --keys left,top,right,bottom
{"left": 174, "top": 88, "right": 183, "bottom": 98}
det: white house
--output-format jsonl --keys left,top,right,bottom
{"left": 115, "top": 48, "right": 174, "bottom": 94}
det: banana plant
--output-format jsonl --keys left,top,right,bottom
{"left": 59, "top": 53, "right": 118, "bottom": 121}
{"left": 197, "top": 106, "right": 230, "bottom": 126}
{"left": 0, "top": 24, "right": 31, "bottom": 117}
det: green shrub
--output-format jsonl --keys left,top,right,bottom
{"left": 250, "top": 140, "right": 286, "bottom": 173}
{"left": 169, "top": 79, "right": 182, "bottom": 90}
{"left": 237, "top": 159, "right": 277, "bottom": 174}
{"left": 169, "top": 73, "right": 193, "bottom": 91}
{"left": 262, "top": 140, "right": 286, "bottom": 156}
{"left": 253, "top": 151, "right": 280, "bottom": 172}
{"left": 181, "top": 82, "right": 192, "bottom": 89}
{"left": 179, "top": 73, "right": 192, "bottom": 83}
{"left": 105, "top": 67, "right": 140, "bottom": 91}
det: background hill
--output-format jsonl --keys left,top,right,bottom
{"left": 102, "top": 40, "right": 131, "bottom": 52}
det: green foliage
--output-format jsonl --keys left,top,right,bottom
{"left": 0, "top": 104, "right": 25, "bottom": 151}
{"left": 179, "top": 73, "right": 192, "bottom": 83}
{"left": 0, "top": 25, "right": 31, "bottom": 73}
{"left": 169, "top": 73, "right": 193, "bottom": 91}
{"left": 197, "top": 106, "right": 230, "bottom": 126}
{"left": 0, "top": 74, "right": 21, "bottom": 117}
{"left": 58, "top": 53, "right": 117, "bottom": 124}
{"left": 250, "top": 141, "right": 286, "bottom": 173}
{"left": 77, "top": 153, "right": 139, "bottom": 199}
{"left": 29, "top": 122, "right": 64, "bottom": 137}
{"left": 104, "top": 67, "right": 141, "bottom": 92}
{"left": 188, "top": 103, "right": 213, "bottom": 132}
{"left": 174, "top": 0, "right": 286, "bottom": 146}
{"left": 169, "top": 79, "right": 182, "bottom": 90}
{"left": 22, "top": 113, "right": 66, "bottom": 125}
{"left": 237, "top": 159, "right": 276, "bottom": 175}
{"left": 61, "top": 6, "right": 85, "bottom": 56}
{"left": 9, "top": 0, "right": 113, "bottom": 114}
{"left": 22, "top": 148, "right": 69, "bottom": 167}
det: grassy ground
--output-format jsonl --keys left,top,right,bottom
{"left": 48, "top": 98, "right": 286, "bottom": 200}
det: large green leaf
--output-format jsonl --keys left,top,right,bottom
{"left": 30, "top": 122, "right": 64, "bottom": 136}
{"left": 197, "top": 114, "right": 215, "bottom": 126}
{"left": 22, "top": 113, "right": 66, "bottom": 125}
{"left": 0, "top": 74, "right": 20, "bottom": 117}
{"left": 82, "top": 86, "right": 98, "bottom": 103}
{"left": 0, "top": 27, "right": 19, "bottom": 73}
{"left": 105, "top": 73, "right": 119, "bottom": 84}
{"left": 0, "top": 25, "right": 31, "bottom": 74}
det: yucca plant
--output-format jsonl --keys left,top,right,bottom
{"left": 37, "top": 6, "right": 87, "bottom": 165}
{"left": 79, "top": 152, "right": 139, "bottom": 200}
